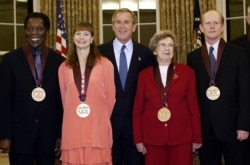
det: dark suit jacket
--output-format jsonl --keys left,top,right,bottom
{"left": 99, "top": 40, "right": 154, "bottom": 140}
{"left": 230, "top": 33, "right": 250, "bottom": 55}
{"left": 0, "top": 46, "right": 65, "bottom": 153}
{"left": 187, "top": 39, "right": 250, "bottom": 142}
{"left": 230, "top": 33, "right": 250, "bottom": 72}
{"left": 230, "top": 32, "right": 250, "bottom": 165}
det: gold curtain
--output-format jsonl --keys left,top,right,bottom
{"left": 159, "top": 0, "right": 216, "bottom": 64}
{"left": 40, "top": 0, "right": 100, "bottom": 52}
{"left": 40, "top": 0, "right": 216, "bottom": 63}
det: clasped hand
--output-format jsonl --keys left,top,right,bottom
{"left": 0, "top": 138, "right": 11, "bottom": 153}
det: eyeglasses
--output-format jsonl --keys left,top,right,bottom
{"left": 26, "top": 26, "right": 45, "bottom": 33}
{"left": 158, "top": 43, "right": 174, "bottom": 49}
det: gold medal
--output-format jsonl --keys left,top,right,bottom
{"left": 206, "top": 85, "right": 220, "bottom": 100}
{"left": 76, "top": 103, "right": 90, "bottom": 118}
{"left": 31, "top": 87, "right": 46, "bottom": 102}
{"left": 157, "top": 107, "right": 171, "bottom": 122}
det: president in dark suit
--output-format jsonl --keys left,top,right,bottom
{"left": 0, "top": 12, "right": 65, "bottom": 165}
{"left": 187, "top": 10, "right": 250, "bottom": 165}
{"left": 98, "top": 8, "right": 154, "bottom": 165}
{"left": 229, "top": 5, "right": 250, "bottom": 165}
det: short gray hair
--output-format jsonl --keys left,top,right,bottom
{"left": 149, "top": 30, "right": 177, "bottom": 51}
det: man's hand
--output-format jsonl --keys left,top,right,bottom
{"left": 54, "top": 138, "right": 61, "bottom": 157}
{"left": 192, "top": 143, "right": 202, "bottom": 152}
{"left": 0, "top": 138, "right": 11, "bottom": 153}
{"left": 237, "top": 130, "right": 249, "bottom": 141}
{"left": 136, "top": 143, "right": 147, "bottom": 155}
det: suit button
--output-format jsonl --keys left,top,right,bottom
{"left": 164, "top": 123, "right": 168, "bottom": 127}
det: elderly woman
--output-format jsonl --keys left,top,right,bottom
{"left": 133, "top": 30, "right": 202, "bottom": 165}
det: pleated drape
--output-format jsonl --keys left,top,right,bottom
{"left": 40, "top": 0, "right": 215, "bottom": 63}
{"left": 40, "top": 0, "right": 99, "bottom": 54}
{"left": 159, "top": 0, "right": 216, "bottom": 63}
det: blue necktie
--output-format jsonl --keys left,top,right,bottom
{"left": 209, "top": 46, "right": 216, "bottom": 78}
{"left": 119, "top": 45, "right": 127, "bottom": 90}
{"left": 35, "top": 51, "right": 42, "bottom": 80}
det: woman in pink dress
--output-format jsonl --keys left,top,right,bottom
{"left": 58, "top": 21, "right": 116, "bottom": 165}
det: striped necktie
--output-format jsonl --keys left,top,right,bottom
{"left": 35, "top": 51, "right": 42, "bottom": 80}
{"left": 209, "top": 46, "right": 216, "bottom": 78}
{"left": 119, "top": 45, "right": 127, "bottom": 90}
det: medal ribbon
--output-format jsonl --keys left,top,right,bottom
{"left": 73, "top": 65, "right": 92, "bottom": 102}
{"left": 201, "top": 39, "right": 225, "bottom": 86}
{"left": 153, "top": 62, "right": 174, "bottom": 107}
{"left": 23, "top": 44, "right": 48, "bottom": 86}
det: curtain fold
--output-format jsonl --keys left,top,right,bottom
{"left": 41, "top": 0, "right": 215, "bottom": 63}
{"left": 40, "top": 0, "right": 100, "bottom": 53}
{"left": 159, "top": 0, "right": 216, "bottom": 63}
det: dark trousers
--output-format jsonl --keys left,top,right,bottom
{"left": 242, "top": 138, "right": 250, "bottom": 165}
{"left": 112, "top": 137, "right": 144, "bottom": 165}
{"left": 9, "top": 149, "right": 55, "bottom": 165}
{"left": 199, "top": 138, "right": 243, "bottom": 165}
{"left": 9, "top": 125, "right": 55, "bottom": 165}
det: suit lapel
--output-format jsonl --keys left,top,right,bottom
{"left": 103, "top": 42, "right": 124, "bottom": 91}
{"left": 201, "top": 39, "right": 226, "bottom": 78}
{"left": 245, "top": 32, "right": 250, "bottom": 54}
{"left": 21, "top": 45, "right": 36, "bottom": 80}
{"left": 201, "top": 44, "right": 210, "bottom": 76}
{"left": 124, "top": 43, "right": 142, "bottom": 91}
{"left": 103, "top": 41, "right": 145, "bottom": 92}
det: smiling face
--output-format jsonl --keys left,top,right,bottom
{"left": 154, "top": 37, "right": 174, "bottom": 65}
{"left": 73, "top": 30, "right": 93, "bottom": 49}
{"left": 112, "top": 12, "right": 136, "bottom": 44}
{"left": 25, "top": 18, "right": 47, "bottom": 49}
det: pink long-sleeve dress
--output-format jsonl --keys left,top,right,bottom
{"left": 58, "top": 56, "right": 116, "bottom": 165}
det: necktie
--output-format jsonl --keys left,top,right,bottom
{"left": 119, "top": 45, "right": 127, "bottom": 89}
{"left": 35, "top": 51, "right": 42, "bottom": 80}
{"left": 209, "top": 46, "right": 216, "bottom": 78}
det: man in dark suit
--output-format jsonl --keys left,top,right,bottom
{"left": 187, "top": 10, "right": 250, "bottom": 165}
{"left": 98, "top": 8, "right": 154, "bottom": 165}
{"left": 230, "top": 5, "right": 250, "bottom": 165}
{"left": 0, "top": 12, "right": 65, "bottom": 165}
{"left": 230, "top": 5, "right": 250, "bottom": 55}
